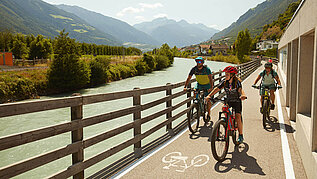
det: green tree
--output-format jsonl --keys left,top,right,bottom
{"left": 158, "top": 43, "right": 173, "bottom": 65}
{"left": 235, "top": 29, "right": 252, "bottom": 63}
{"left": 47, "top": 30, "right": 90, "bottom": 91}
{"left": 0, "top": 30, "right": 13, "bottom": 52}
{"left": 29, "top": 35, "right": 53, "bottom": 59}
{"left": 12, "top": 33, "right": 29, "bottom": 59}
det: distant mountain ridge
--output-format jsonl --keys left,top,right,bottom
{"left": 212, "top": 0, "right": 298, "bottom": 41}
{"left": 0, "top": 0, "right": 121, "bottom": 45}
{"left": 56, "top": 4, "right": 160, "bottom": 46}
{"left": 134, "top": 17, "right": 219, "bottom": 47}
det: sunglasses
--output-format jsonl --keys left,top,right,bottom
{"left": 196, "top": 61, "right": 203, "bottom": 64}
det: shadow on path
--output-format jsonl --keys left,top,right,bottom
{"left": 214, "top": 143, "right": 266, "bottom": 176}
{"left": 189, "top": 120, "right": 213, "bottom": 141}
{"left": 264, "top": 116, "right": 295, "bottom": 133}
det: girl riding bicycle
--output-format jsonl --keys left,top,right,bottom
{"left": 206, "top": 66, "right": 247, "bottom": 144}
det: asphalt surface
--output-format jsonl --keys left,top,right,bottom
{"left": 115, "top": 66, "right": 307, "bottom": 179}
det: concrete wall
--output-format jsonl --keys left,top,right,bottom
{"left": 278, "top": 0, "right": 317, "bottom": 178}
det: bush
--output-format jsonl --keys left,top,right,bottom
{"left": 143, "top": 54, "right": 156, "bottom": 72}
{"left": 155, "top": 55, "right": 170, "bottom": 70}
{"left": 135, "top": 59, "right": 147, "bottom": 75}
{"left": 0, "top": 73, "right": 38, "bottom": 103}
{"left": 207, "top": 54, "right": 240, "bottom": 64}
{"left": 90, "top": 59, "right": 106, "bottom": 86}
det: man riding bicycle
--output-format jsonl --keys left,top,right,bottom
{"left": 252, "top": 62, "right": 282, "bottom": 112}
{"left": 206, "top": 66, "right": 247, "bottom": 144}
{"left": 184, "top": 56, "right": 213, "bottom": 121}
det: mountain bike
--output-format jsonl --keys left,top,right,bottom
{"left": 187, "top": 89, "right": 210, "bottom": 133}
{"left": 252, "top": 84, "right": 282, "bottom": 129}
{"left": 210, "top": 97, "right": 246, "bottom": 162}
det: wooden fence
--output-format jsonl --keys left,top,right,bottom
{"left": 0, "top": 59, "right": 261, "bottom": 178}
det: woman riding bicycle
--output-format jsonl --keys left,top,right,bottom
{"left": 252, "top": 62, "right": 282, "bottom": 112}
{"left": 206, "top": 66, "right": 247, "bottom": 144}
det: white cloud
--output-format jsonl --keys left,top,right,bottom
{"left": 139, "top": 3, "right": 163, "bottom": 9}
{"left": 135, "top": 16, "right": 146, "bottom": 21}
{"left": 116, "top": 7, "right": 144, "bottom": 17}
{"left": 117, "top": 3, "right": 163, "bottom": 17}
{"left": 208, "top": 24, "right": 219, "bottom": 29}
{"left": 153, "top": 13, "right": 168, "bottom": 18}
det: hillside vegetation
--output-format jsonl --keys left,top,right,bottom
{"left": 0, "top": 0, "right": 120, "bottom": 45}
{"left": 212, "top": 0, "right": 297, "bottom": 42}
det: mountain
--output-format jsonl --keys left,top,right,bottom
{"left": 0, "top": 0, "right": 121, "bottom": 45}
{"left": 259, "top": 0, "right": 301, "bottom": 41}
{"left": 212, "top": 0, "right": 298, "bottom": 42}
{"left": 134, "top": 17, "right": 219, "bottom": 47}
{"left": 56, "top": 4, "right": 160, "bottom": 46}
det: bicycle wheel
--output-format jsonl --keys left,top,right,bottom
{"left": 202, "top": 102, "right": 209, "bottom": 124}
{"left": 262, "top": 100, "right": 268, "bottom": 128}
{"left": 211, "top": 118, "right": 229, "bottom": 162}
{"left": 188, "top": 104, "right": 200, "bottom": 133}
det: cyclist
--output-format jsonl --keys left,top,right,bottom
{"left": 252, "top": 62, "right": 282, "bottom": 112}
{"left": 206, "top": 66, "right": 247, "bottom": 144}
{"left": 184, "top": 56, "right": 213, "bottom": 121}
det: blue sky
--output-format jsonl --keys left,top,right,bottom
{"left": 43, "top": 0, "right": 266, "bottom": 30}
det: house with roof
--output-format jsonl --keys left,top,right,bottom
{"left": 256, "top": 40, "right": 279, "bottom": 51}
{"left": 199, "top": 45, "right": 211, "bottom": 55}
{"left": 210, "top": 44, "right": 230, "bottom": 55}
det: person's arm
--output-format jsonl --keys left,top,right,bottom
{"left": 274, "top": 75, "right": 281, "bottom": 86}
{"left": 208, "top": 74, "right": 213, "bottom": 92}
{"left": 253, "top": 75, "right": 262, "bottom": 85}
{"left": 183, "top": 75, "right": 192, "bottom": 91}
{"left": 238, "top": 88, "right": 247, "bottom": 100}
{"left": 207, "top": 87, "right": 220, "bottom": 98}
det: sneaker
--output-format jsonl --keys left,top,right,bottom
{"left": 237, "top": 135, "right": 244, "bottom": 144}
{"left": 271, "top": 104, "right": 275, "bottom": 110}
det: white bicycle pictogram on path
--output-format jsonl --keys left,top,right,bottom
{"left": 162, "top": 152, "right": 209, "bottom": 172}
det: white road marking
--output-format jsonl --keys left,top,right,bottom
{"left": 276, "top": 89, "right": 296, "bottom": 179}
{"left": 162, "top": 152, "right": 209, "bottom": 172}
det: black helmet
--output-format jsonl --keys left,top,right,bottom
{"left": 264, "top": 62, "right": 273, "bottom": 68}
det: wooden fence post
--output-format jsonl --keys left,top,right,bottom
{"left": 219, "top": 70, "right": 223, "bottom": 96}
{"left": 133, "top": 88, "right": 142, "bottom": 158}
{"left": 71, "top": 93, "right": 84, "bottom": 179}
{"left": 166, "top": 83, "right": 173, "bottom": 136}
{"left": 187, "top": 83, "right": 192, "bottom": 120}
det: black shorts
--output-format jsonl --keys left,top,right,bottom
{"left": 228, "top": 100, "right": 242, "bottom": 114}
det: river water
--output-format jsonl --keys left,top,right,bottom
{"left": 0, "top": 58, "right": 230, "bottom": 178}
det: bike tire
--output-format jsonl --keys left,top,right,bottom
{"left": 188, "top": 104, "right": 200, "bottom": 133}
{"left": 262, "top": 100, "right": 268, "bottom": 129}
{"left": 202, "top": 102, "right": 209, "bottom": 124}
{"left": 211, "top": 119, "right": 229, "bottom": 162}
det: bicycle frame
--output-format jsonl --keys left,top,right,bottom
{"left": 193, "top": 89, "right": 207, "bottom": 114}
{"left": 219, "top": 104, "right": 236, "bottom": 136}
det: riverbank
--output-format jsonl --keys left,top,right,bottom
{"left": 0, "top": 53, "right": 173, "bottom": 103}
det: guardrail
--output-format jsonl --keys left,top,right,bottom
{"left": 0, "top": 58, "right": 261, "bottom": 178}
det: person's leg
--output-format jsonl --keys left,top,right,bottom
{"left": 270, "top": 90, "right": 275, "bottom": 104}
{"left": 236, "top": 113, "right": 243, "bottom": 135}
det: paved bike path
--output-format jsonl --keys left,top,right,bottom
{"left": 114, "top": 66, "right": 307, "bottom": 179}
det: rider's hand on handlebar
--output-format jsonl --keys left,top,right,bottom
{"left": 277, "top": 85, "right": 282, "bottom": 89}
{"left": 252, "top": 84, "right": 257, "bottom": 88}
{"left": 240, "top": 95, "right": 247, "bottom": 101}
{"left": 183, "top": 87, "right": 187, "bottom": 91}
